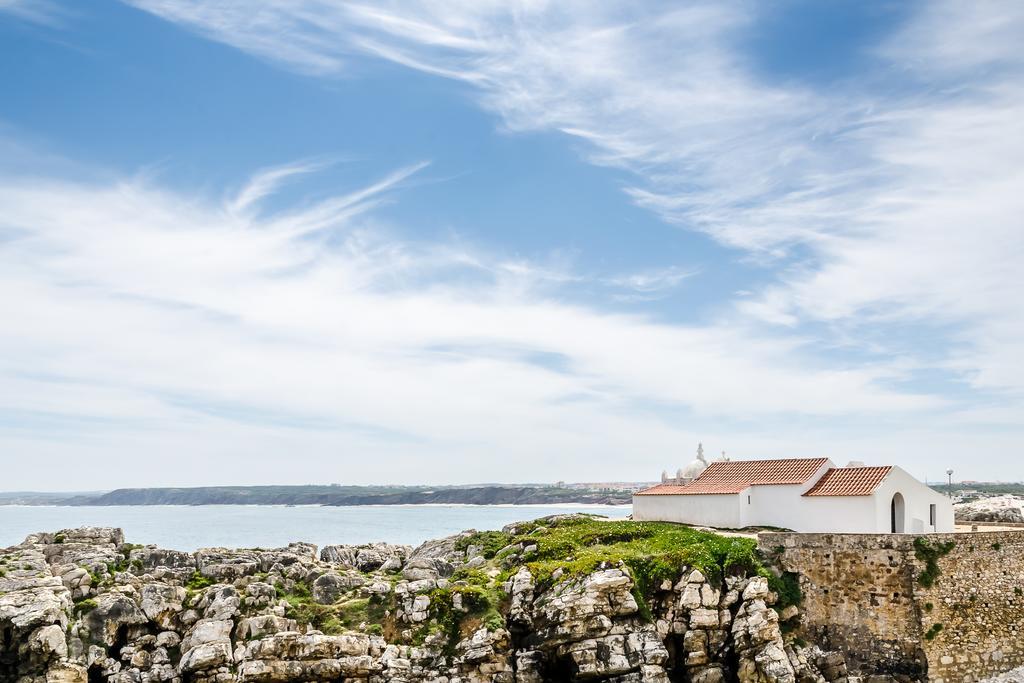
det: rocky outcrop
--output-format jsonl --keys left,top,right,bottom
{"left": 955, "top": 495, "right": 1024, "bottom": 523}
{"left": 0, "top": 521, "right": 845, "bottom": 683}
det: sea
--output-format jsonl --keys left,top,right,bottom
{"left": 0, "top": 504, "right": 632, "bottom": 551}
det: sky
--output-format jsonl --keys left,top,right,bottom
{"left": 1, "top": 0, "right": 1022, "bottom": 489}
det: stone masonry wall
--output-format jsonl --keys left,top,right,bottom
{"left": 761, "top": 530, "right": 1024, "bottom": 683}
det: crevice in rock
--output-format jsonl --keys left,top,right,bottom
{"left": 0, "top": 623, "right": 16, "bottom": 682}
{"left": 543, "top": 653, "right": 578, "bottom": 681}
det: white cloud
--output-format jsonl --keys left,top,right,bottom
{"left": 0, "top": 156, "right": 963, "bottom": 488}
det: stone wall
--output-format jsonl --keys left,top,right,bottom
{"left": 761, "top": 530, "right": 1024, "bottom": 682}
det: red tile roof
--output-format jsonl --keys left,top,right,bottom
{"left": 802, "top": 466, "right": 892, "bottom": 496}
{"left": 635, "top": 458, "right": 829, "bottom": 496}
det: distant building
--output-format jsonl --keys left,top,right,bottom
{"left": 634, "top": 452, "right": 954, "bottom": 533}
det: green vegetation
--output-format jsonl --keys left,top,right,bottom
{"left": 106, "top": 559, "right": 130, "bottom": 575}
{"left": 276, "top": 582, "right": 390, "bottom": 636}
{"left": 87, "top": 568, "right": 105, "bottom": 588}
{"left": 499, "top": 518, "right": 765, "bottom": 592}
{"left": 932, "top": 482, "right": 1024, "bottom": 497}
{"left": 358, "top": 517, "right": 793, "bottom": 648}
{"left": 914, "top": 537, "right": 955, "bottom": 588}
{"left": 73, "top": 598, "right": 98, "bottom": 614}
{"left": 277, "top": 582, "right": 340, "bottom": 634}
{"left": 185, "top": 571, "right": 215, "bottom": 591}
{"left": 332, "top": 597, "right": 389, "bottom": 631}
{"left": 767, "top": 571, "right": 802, "bottom": 611}
{"left": 455, "top": 531, "right": 512, "bottom": 559}
{"left": 924, "top": 623, "right": 944, "bottom": 640}
{"left": 53, "top": 533, "right": 66, "bottom": 544}
{"left": 991, "top": 542, "right": 1002, "bottom": 551}
{"left": 451, "top": 517, "right": 795, "bottom": 626}
{"left": 924, "top": 602, "right": 933, "bottom": 612}
{"left": 425, "top": 583, "right": 505, "bottom": 652}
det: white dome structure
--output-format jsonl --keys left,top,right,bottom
{"left": 679, "top": 443, "right": 709, "bottom": 480}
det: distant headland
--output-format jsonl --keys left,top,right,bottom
{"left": 0, "top": 483, "right": 643, "bottom": 507}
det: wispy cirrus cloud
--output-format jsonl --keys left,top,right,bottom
{"left": 0, "top": 0, "right": 60, "bottom": 24}
{"left": 123, "top": 0, "right": 1024, "bottom": 403}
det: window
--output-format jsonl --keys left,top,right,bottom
{"left": 747, "top": 495, "right": 751, "bottom": 504}
{"left": 929, "top": 504, "right": 936, "bottom": 526}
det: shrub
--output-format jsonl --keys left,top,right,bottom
{"left": 924, "top": 623, "right": 943, "bottom": 640}
{"left": 186, "top": 571, "right": 214, "bottom": 591}
{"left": 914, "top": 537, "right": 955, "bottom": 588}
{"left": 74, "top": 598, "right": 98, "bottom": 614}
{"left": 767, "top": 571, "right": 802, "bottom": 611}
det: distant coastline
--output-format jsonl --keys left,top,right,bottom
{"left": 0, "top": 484, "right": 640, "bottom": 507}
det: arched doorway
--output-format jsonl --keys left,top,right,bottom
{"left": 891, "top": 492, "right": 905, "bottom": 533}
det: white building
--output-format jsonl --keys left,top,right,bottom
{"left": 634, "top": 455, "right": 954, "bottom": 533}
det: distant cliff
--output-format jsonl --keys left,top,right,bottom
{"left": 60, "top": 485, "right": 633, "bottom": 507}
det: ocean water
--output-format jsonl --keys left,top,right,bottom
{"left": 0, "top": 504, "right": 632, "bottom": 551}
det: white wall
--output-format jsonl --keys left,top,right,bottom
{"left": 872, "top": 466, "right": 955, "bottom": 533}
{"left": 632, "top": 493, "right": 741, "bottom": 528}
{"left": 743, "top": 483, "right": 878, "bottom": 532}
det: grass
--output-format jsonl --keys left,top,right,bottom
{"left": 457, "top": 517, "right": 786, "bottom": 625}
{"left": 455, "top": 531, "right": 512, "bottom": 559}
{"left": 501, "top": 518, "right": 765, "bottom": 592}
{"left": 276, "top": 581, "right": 392, "bottom": 636}
{"left": 278, "top": 582, "right": 343, "bottom": 634}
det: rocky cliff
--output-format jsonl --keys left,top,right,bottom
{"left": 0, "top": 516, "right": 847, "bottom": 683}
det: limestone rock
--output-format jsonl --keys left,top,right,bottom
{"left": 2, "top": 523, "right": 873, "bottom": 683}
{"left": 82, "top": 592, "right": 147, "bottom": 647}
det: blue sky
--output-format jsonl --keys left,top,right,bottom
{"left": 1, "top": 0, "right": 1022, "bottom": 488}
